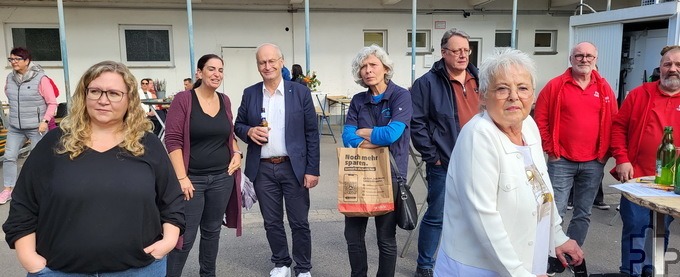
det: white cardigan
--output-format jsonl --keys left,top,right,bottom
{"left": 441, "top": 112, "right": 569, "bottom": 277}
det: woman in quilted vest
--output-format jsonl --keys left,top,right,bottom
{"left": 1, "top": 47, "right": 57, "bottom": 205}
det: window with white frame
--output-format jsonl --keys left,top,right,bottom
{"left": 5, "top": 24, "right": 62, "bottom": 66}
{"left": 364, "top": 30, "right": 387, "bottom": 51}
{"left": 119, "top": 25, "right": 173, "bottom": 67}
{"left": 534, "top": 30, "right": 557, "bottom": 53}
{"left": 407, "top": 29, "right": 431, "bottom": 53}
{"left": 494, "top": 30, "right": 517, "bottom": 48}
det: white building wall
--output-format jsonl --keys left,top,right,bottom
{"left": 0, "top": 7, "right": 570, "bottom": 108}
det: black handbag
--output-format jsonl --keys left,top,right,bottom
{"left": 389, "top": 154, "right": 418, "bottom": 230}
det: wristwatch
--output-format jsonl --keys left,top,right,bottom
{"left": 234, "top": 150, "right": 243, "bottom": 158}
{"left": 42, "top": 119, "right": 49, "bottom": 124}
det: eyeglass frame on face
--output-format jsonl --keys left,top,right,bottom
{"left": 442, "top": 47, "right": 472, "bottom": 56}
{"left": 257, "top": 57, "right": 282, "bottom": 68}
{"left": 491, "top": 85, "right": 534, "bottom": 100}
{"left": 7, "top": 57, "right": 25, "bottom": 62}
{"left": 141, "top": 81, "right": 149, "bottom": 85}
{"left": 86, "top": 88, "right": 127, "bottom": 102}
{"left": 572, "top": 54, "right": 597, "bottom": 62}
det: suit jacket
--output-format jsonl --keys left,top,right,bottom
{"left": 234, "top": 80, "right": 320, "bottom": 186}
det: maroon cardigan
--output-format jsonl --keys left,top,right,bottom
{"left": 164, "top": 89, "right": 243, "bottom": 236}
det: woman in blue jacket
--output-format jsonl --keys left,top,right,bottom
{"left": 342, "top": 45, "right": 412, "bottom": 277}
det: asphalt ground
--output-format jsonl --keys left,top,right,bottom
{"left": 0, "top": 126, "right": 678, "bottom": 276}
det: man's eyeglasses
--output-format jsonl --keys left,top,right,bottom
{"left": 141, "top": 82, "right": 149, "bottom": 85}
{"left": 443, "top": 47, "right": 472, "bottom": 56}
{"left": 573, "top": 54, "right": 596, "bottom": 62}
{"left": 257, "top": 57, "right": 282, "bottom": 67}
{"left": 7, "top": 57, "right": 25, "bottom": 62}
{"left": 86, "top": 88, "right": 127, "bottom": 102}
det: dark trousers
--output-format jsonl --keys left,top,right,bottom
{"left": 344, "top": 179, "right": 398, "bottom": 277}
{"left": 167, "top": 172, "right": 233, "bottom": 277}
{"left": 255, "top": 160, "right": 312, "bottom": 275}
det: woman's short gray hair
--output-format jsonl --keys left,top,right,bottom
{"left": 351, "top": 45, "right": 394, "bottom": 88}
{"left": 478, "top": 48, "right": 537, "bottom": 102}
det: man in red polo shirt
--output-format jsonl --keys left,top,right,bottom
{"left": 611, "top": 45, "right": 680, "bottom": 276}
{"left": 534, "top": 42, "right": 618, "bottom": 251}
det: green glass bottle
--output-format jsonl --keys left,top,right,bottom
{"left": 655, "top": 126, "right": 676, "bottom": 186}
{"left": 675, "top": 152, "right": 680, "bottom": 194}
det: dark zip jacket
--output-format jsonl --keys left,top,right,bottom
{"left": 410, "top": 59, "right": 479, "bottom": 165}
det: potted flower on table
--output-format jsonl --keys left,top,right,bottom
{"left": 301, "top": 71, "right": 321, "bottom": 92}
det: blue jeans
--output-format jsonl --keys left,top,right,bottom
{"left": 547, "top": 158, "right": 604, "bottom": 246}
{"left": 27, "top": 257, "right": 166, "bottom": 276}
{"left": 167, "top": 172, "right": 233, "bottom": 277}
{"left": 3, "top": 125, "right": 43, "bottom": 188}
{"left": 619, "top": 195, "right": 674, "bottom": 276}
{"left": 416, "top": 164, "right": 447, "bottom": 269}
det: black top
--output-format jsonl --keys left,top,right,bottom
{"left": 188, "top": 91, "right": 231, "bottom": 175}
{"left": 2, "top": 129, "right": 185, "bottom": 273}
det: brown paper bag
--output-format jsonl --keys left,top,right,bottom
{"left": 337, "top": 147, "right": 394, "bottom": 217}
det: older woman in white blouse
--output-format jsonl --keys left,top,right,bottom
{"left": 434, "top": 48, "right": 584, "bottom": 277}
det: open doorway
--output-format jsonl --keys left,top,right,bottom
{"left": 620, "top": 20, "right": 669, "bottom": 102}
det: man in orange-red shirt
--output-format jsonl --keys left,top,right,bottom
{"left": 410, "top": 28, "right": 479, "bottom": 277}
{"left": 611, "top": 45, "right": 680, "bottom": 276}
{"left": 534, "top": 42, "right": 618, "bottom": 251}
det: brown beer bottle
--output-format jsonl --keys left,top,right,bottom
{"left": 260, "top": 107, "right": 268, "bottom": 144}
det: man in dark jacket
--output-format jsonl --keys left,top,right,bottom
{"left": 409, "top": 28, "right": 479, "bottom": 277}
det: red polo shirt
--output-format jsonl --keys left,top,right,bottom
{"left": 558, "top": 78, "right": 601, "bottom": 162}
{"left": 636, "top": 87, "right": 680, "bottom": 176}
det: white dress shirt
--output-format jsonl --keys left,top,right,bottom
{"left": 260, "top": 79, "right": 288, "bottom": 158}
{"left": 138, "top": 89, "right": 150, "bottom": 112}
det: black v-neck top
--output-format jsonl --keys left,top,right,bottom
{"left": 188, "top": 91, "right": 231, "bottom": 175}
{"left": 2, "top": 129, "right": 185, "bottom": 273}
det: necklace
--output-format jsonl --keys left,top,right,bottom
{"left": 196, "top": 89, "right": 218, "bottom": 106}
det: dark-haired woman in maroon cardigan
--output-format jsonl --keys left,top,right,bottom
{"left": 164, "top": 54, "right": 243, "bottom": 277}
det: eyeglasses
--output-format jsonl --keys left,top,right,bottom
{"left": 141, "top": 82, "right": 149, "bottom": 85}
{"left": 573, "top": 54, "right": 596, "bottom": 62}
{"left": 7, "top": 57, "right": 25, "bottom": 62}
{"left": 86, "top": 88, "right": 126, "bottom": 102}
{"left": 443, "top": 47, "right": 472, "bottom": 56}
{"left": 257, "top": 57, "right": 282, "bottom": 67}
{"left": 492, "top": 86, "right": 533, "bottom": 100}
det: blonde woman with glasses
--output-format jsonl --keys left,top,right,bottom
{"left": 3, "top": 61, "right": 185, "bottom": 276}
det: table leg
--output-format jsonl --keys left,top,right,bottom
{"left": 652, "top": 211, "right": 667, "bottom": 276}
{"left": 340, "top": 103, "right": 346, "bottom": 131}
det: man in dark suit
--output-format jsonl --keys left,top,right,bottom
{"left": 234, "top": 43, "right": 320, "bottom": 277}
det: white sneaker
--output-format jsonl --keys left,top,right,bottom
{"left": 297, "top": 272, "right": 311, "bottom": 277}
{"left": 269, "top": 266, "right": 291, "bottom": 277}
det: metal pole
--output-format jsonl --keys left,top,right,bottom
{"left": 305, "top": 0, "right": 310, "bottom": 72}
{"left": 511, "top": 0, "right": 517, "bottom": 49}
{"left": 56, "top": 0, "right": 71, "bottom": 106}
{"left": 411, "top": 0, "right": 417, "bottom": 84}
{"left": 187, "top": 0, "right": 196, "bottom": 80}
